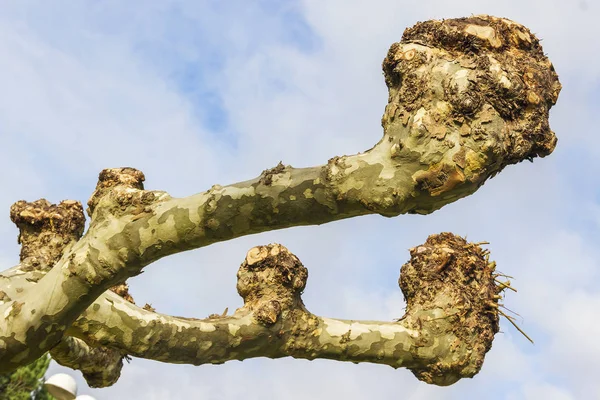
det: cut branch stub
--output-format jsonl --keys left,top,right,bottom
{"left": 372, "top": 15, "right": 561, "bottom": 214}
{"left": 7, "top": 198, "right": 132, "bottom": 384}
{"left": 9, "top": 199, "right": 85, "bottom": 271}
{"left": 237, "top": 244, "right": 308, "bottom": 325}
{"left": 399, "top": 233, "right": 500, "bottom": 385}
{"left": 383, "top": 15, "right": 561, "bottom": 161}
{"left": 87, "top": 167, "right": 146, "bottom": 217}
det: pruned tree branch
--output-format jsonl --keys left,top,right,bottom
{"left": 8, "top": 238, "right": 504, "bottom": 387}
{"left": 0, "top": 15, "right": 560, "bottom": 387}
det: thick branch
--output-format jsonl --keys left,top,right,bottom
{"left": 67, "top": 238, "right": 502, "bottom": 386}
{"left": 81, "top": 16, "right": 560, "bottom": 272}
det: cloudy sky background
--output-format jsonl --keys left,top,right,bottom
{"left": 0, "top": 0, "right": 599, "bottom": 399}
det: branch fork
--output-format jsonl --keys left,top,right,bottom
{"left": 0, "top": 15, "right": 560, "bottom": 388}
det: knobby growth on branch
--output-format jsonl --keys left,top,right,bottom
{"left": 0, "top": 15, "right": 560, "bottom": 388}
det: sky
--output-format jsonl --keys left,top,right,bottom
{"left": 0, "top": 0, "right": 599, "bottom": 399}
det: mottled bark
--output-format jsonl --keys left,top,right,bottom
{"left": 68, "top": 239, "right": 502, "bottom": 386}
{"left": 0, "top": 15, "right": 560, "bottom": 387}
{"left": 6, "top": 239, "right": 503, "bottom": 386}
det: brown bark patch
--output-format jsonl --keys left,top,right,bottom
{"left": 413, "top": 163, "right": 466, "bottom": 196}
{"left": 110, "top": 283, "right": 135, "bottom": 304}
{"left": 259, "top": 162, "right": 286, "bottom": 186}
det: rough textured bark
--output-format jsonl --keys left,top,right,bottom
{"left": 0, "top": 15, "right": 560, "bottom": 387}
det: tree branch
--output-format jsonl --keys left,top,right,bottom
{"left": 67, "top": 238, "right": 502, "bottom": 386}
{"left": 79, "top": 16, "right": 560, "bottom": 272}
{"left": 0, "top": 15, "right": 560, "bottom": 385}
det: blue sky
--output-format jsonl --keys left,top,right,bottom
{"left": 1, "top": 1, "right": 599, "bottom": 399}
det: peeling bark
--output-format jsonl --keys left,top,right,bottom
{"left": 0, "top": 15, "right": 560, "bottom": 387}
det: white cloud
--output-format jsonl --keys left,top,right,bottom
{"left": 517, "top": 383, "right": 576, "bottom": 400}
